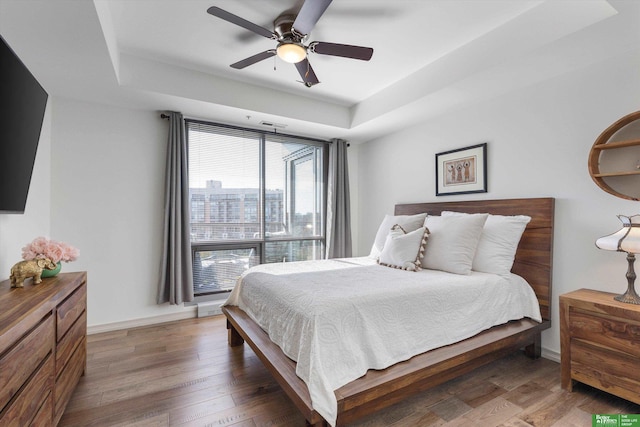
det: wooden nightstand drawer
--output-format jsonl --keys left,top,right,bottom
{"left": 572, "top": 339, "right": 640, "bottom": 385}
{"left": 561, "top": 288, "right": 640, "bottom": 405}
{"left": 569, "top": 309, "right": 640, "bottom": 357}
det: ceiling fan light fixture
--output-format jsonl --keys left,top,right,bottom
{"left": 276, "top": 42, "right": 306, "bottom": 63}
{"left": 208, "top": 2, "right": 374, "bottom": 86}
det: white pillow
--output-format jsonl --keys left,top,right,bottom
{"left": 422, "top": 213, "right": 488, "bottom": 275}
{"left": 378, "top": 226, "right": 429, "bottom": 271}
{"left": 369, "top": 213, "right": 427, "bottom": 258}
{"left": 442, "top": 211, "right": 531, "bottom": 277}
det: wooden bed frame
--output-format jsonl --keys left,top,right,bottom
{"left": 223, "top": 197, "right": 554, "bottom": 426}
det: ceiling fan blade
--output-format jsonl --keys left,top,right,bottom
{"left": 292, "top": 0, "right": 332, "bottom": 36}
{"left": 295, "top": 58, "right": 320, "bottom": 87}
{"left": 311, "top": 42, "right": 373, "bottom": 61}
{"left": 231, "top": 50, "right": 276, "bottom": 69}
{"left": 207, "top": 6, "right": 276, "bottom": 39}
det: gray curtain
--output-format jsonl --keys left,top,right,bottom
{"left": 157, "top": 112, "right": 194, "bottom": 304}
{"left": 325, "top": 138, "right": 352, "bottom": 259}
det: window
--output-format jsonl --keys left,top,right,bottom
{"left": 187, "top": 121, "right": 328, "bottom": 297}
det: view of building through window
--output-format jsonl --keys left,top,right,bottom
{"left": 187, "top": 121, "right": 327, "bottom": 297}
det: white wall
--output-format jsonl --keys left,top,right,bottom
{"left": 355, "top": 48, "right": 640, "bottom": 359}
{"left": 50, "top": 98, "right": 194, "bottom": 329}
{"left": 0, "top": 101, "right": 52, "bottom": 278}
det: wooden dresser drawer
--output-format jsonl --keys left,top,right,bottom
{"left": 56, "top": 311, "right": 86, "bottom": 379}
{"left": 54, "top": 336, "right": 86, "bottom": 424}
{"left": 0, "top": 355, "right": 53, "bottom": 427}
{"left": 56, "top": 284, "right": 86, "bottom": 341}
{"left": 569, "top": 309, "right": 640, "bottom": 357}
{"left": 30, "top": 393, "right": 53, "bottom": 427}
{"left": 0, "top": 314, "right": 54, "bottom": 411}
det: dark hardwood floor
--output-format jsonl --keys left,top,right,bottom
{"left": 59, "top": 316, "right": 639, "bottom": 426}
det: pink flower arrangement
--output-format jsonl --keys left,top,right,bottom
{"left": 22, "top": 237, "right": 80, "bottom": 264}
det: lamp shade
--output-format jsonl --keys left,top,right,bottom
{"left": 595, "top": 215, "right": 640, "bottom": 254}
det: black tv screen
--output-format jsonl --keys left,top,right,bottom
{"left": 0, "top": 34, "right": 48, "bottom": 214}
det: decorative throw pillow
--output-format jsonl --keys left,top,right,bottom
{"left": 378, "top": 225, "right": 429, "bottom": 271}
{"left": 442, "top": 211, "right": 531, "bottom": 277}
{"left": 369, "top": 213, "right": 427, "bottom": 258}
{"left": 422, "top": 213, "right": 488, "bottom": 275}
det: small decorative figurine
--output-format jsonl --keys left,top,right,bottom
{"left": 10, "top": 258, "right": 57, "bottom": 288}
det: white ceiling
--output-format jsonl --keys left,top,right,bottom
{"left": 0, "top": 0, "right": 638, "bottom": 143}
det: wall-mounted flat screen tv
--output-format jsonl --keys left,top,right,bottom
{"left": 0, "top": 34, "right": 48, "bottom": 214}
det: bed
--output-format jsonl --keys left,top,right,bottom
{"left": 222, "top": 197, "right": 554, "bottom": 426}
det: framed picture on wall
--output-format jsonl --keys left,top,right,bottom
{"left": 436, "top": 143, "right": 487, "bottom": 196}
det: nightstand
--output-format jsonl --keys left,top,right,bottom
{"left": 560, "top": 289, "right": 640, "bottom": 404}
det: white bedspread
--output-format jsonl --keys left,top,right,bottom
{"left": 224, "top": 257, "right": 541, "bottom": 426}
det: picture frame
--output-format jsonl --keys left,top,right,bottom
{"left": 436, "top": 143, "right": 487, "bottom": 196}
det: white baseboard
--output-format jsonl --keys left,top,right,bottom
{"left": 87, "top": 306, "right": 197, "bottom": 335}
{"left": 541, "top": 347, "right": 560, "bottom": 363}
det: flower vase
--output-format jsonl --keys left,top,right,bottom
{"left": 41, "top": 262, "right": 62, "bottom": 278}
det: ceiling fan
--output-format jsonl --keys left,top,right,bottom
{"left": 207, "top": 0, "right": 374, "bottom": 87}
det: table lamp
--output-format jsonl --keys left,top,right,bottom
{"left": 595, "top": 214, "right": 640, "bottom": 304}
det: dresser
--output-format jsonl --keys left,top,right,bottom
{"left": 0, "top": 271, "right": 87, "bottom": 426}
{"left": 560, "top": 288, "right": 640, "bottom": 404}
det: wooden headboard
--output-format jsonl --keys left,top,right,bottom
{"left": 395, "top": 198, "right": 555, "bottom": 321}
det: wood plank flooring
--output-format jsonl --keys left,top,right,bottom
{"left": 59, "top": 316, "right": 640, "bottom": 426}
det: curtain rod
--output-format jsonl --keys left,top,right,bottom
{"left": 158, "top": 113, "right": 348, "bottom": 146}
